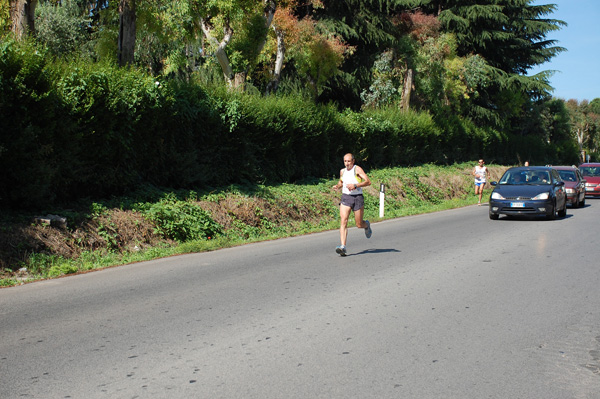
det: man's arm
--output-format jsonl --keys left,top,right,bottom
{"left": 355, "top": 166, "right": 371, "bottom": 188}
{"left": 332, "top": 169, "right": 344, "bottom": 190}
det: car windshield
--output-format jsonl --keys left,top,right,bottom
{"left": 580, "top": 167, "right": 600, "bottom": 177}
{"left": 499, "top": 170, "right": 551, "bottom": 185}
{"left": 558, "top": 170, "right": 577, "bottom": 182}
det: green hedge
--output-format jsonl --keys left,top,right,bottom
{"left": 0, "top": 39, "right": 577, "bottom": 210}
{"left": 341, "top": 108, "right": 442, "bottom": 168}
{"left": 0, "top": 40, "right": 54, "bottom": 205}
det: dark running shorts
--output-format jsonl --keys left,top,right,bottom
{"left": 341, "top": 194, "right": 364, "bottom": 211}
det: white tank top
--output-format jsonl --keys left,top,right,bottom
{"left": 474, "top": 165, "right": 487, "bottom": 183}
{"left": 342, "top": 165, "right": 363, "bottom": 195}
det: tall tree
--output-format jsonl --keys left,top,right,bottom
{"left": 118, "top": 0, "right": 136, "bottom": 66}
{"left": 1, "top": 1, "right": 11, "bottom": 34}
{"left": 264, "top": 8, "right": 287, "bottom": 94}
{"left": 193, "top": 0, "right": 275, "bottom": 90}
{"left": 431, "top": 1, "right": 564, "bottom": 74}
{"left": 589, "top": 98, "right": 600, "bottom": 115}
{"left": 9, "top": 0, "right": 38, "bottom": 39}
{"left": 309, "top": 0, "right": 411, "bottom": 107}
{"left": 423, "top": 0, "right": 565, "bottom": 127}
{"left": 565, "top": 99, "right": 600, "bottom": 162}
{"left": 359, "top": 10, "right": 488, "bottom": 114}
{"left": 261, "top": 1, "right": 352, "bottom": 98}
{"left": 35, "top": 0, "right": 92, "bottom": 56}
{"left": 264, "top": 0, "right": 320, "bottom": 94}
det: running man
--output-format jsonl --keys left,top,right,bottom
{"left": 332, "top": 153, "right": 372, "bottom": 256}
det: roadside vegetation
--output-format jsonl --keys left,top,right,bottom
{"left": 1, "top": 2, "right": 597, "bottom": 286}
{"left": 0, "top": 163, "right": 508, "bottom": 287}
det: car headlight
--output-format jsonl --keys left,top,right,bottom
{"left": 491, "top": 192, "right": 504, "bottom": 200}
{"left": 566, "top": 188, "right": 575, "bottom": 194}
{"left": 532, "top": 192, "right": 549, "bottom": 200}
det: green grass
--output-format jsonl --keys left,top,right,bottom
{"left": 0, "top": 162, "right": 503, "bottom": 287}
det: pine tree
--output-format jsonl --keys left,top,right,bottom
{"left": 309, "top": 0, "right": 412, "bottom": 107}
{"left": 424, "top": 0, "right": 566, "bottom": 127}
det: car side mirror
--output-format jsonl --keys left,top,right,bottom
{"left": 556, "top": 181, "right": 565, "bottom": 186}
{"left": 490, "top": 181, "right": 498, "bottom": 186}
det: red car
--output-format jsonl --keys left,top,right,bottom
{"left": 554, "top": 166, "right": 586, "bottom": 207}
{"left": 579, "top": 163, "right": 600, "bottom": 198}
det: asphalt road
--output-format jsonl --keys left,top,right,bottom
{"left": 2, "top": 201, "right": 600, "bottom": 399}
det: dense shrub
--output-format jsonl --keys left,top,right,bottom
{"left": 143, "top": 194, "right": 223, "bottom": 242}
{"left": 433, "top": 114, "right": 491, "bottom": 163}
{"left": 0, "top": 39, "right": 576, "bottom": 211}
{"left": 0, "top": 40, "right": 61, "bottom": 207}
{"left": 35, "top": 1, "right": 92, "bottom": 57}
{"left": 340, "top": 108, "right": 442, "bottom": 168}
{"left": 233, "top": 93, "right": 344, "bottom": 182}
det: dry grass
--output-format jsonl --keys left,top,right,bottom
{"left": 0, "top": 211, "right": 171, "bottom": 272}
{"left": 0, "top": 163, "right": 510, "bottom": 281}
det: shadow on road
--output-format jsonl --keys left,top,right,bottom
{"left": 348, "top": 248, "right": 401, "bottom": 256}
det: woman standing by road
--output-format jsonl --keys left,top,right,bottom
{"left": 473, "top": 159, "right": 489, "bottom": 205}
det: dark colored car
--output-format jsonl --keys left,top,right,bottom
{"left": 553, "top": 166, "right": 586, "bottom": 207}
{"left": 488, "top": 166, "right": 567, "bottom": 220}
{"left": 579, "top": 163, "right": 600, "bottom": 198}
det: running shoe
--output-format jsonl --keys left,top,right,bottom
{"left": 335, "top": 245, "right": 347, "bottom": 256}
{"left": 364, "top": 220, "right": 372, "bottom": 238}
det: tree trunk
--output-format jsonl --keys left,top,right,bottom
{"left": 265, "top": 27, "right": 285, "bottom": 94}
{"left": 199, "top": 2, "right": 275, "bottom": 92}
{"left": 233, "top": 72, "right": 247, "bottom": 91}
{"left": 401, "top": 68, "right": 414, "bottom": 111}
{"left": 199, "top": 17, "right": 234, "bottom": 87}
{"left": 240, "top": 0, "right": 276, "bottom": 91}
{"left": 255, "top": 0, "right": 276, "bottom": 58}
{"left": 575, "top": 126, "right": 586, "bottom": 162}
{"left": 9, "top": 0, "right": 38, "bottom": 40}
{"left": 118, "top": 0, "right": 136, "bottom": 67}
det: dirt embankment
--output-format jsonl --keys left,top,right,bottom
{"left": 0, "top": 165, "right": 508, "bottom": 277}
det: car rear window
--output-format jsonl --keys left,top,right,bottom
{"left": 580, "top": 167, "right": 600, "bottom": 176}
{"left": 558, "top": 170, "right": 576, "bottom": 181}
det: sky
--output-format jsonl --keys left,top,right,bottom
{"left": 528, "top": 0, "right": 600, "bottom": 102}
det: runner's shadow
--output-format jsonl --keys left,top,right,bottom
{"left": 348, "top": 248, "right": 401, "bottom": 256}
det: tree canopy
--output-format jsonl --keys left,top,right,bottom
{"left": 5, "top": 0, "right": 599, "bottom": 161}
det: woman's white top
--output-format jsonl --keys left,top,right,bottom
{"left": 474, "top": 165, "right": 487, "bottom": 183}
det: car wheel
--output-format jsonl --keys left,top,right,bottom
{"left": 547, "top": 203, "right": 557, "bottom": 220}
{"left": 558, "top": 200, "right": 567, "bottom": 218}
{"left": 580, "top": 196, "right": 585, "bottom": 207}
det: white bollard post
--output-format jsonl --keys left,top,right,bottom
{"left": 379, "top": 183, "right": 385, "bottom": 218}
